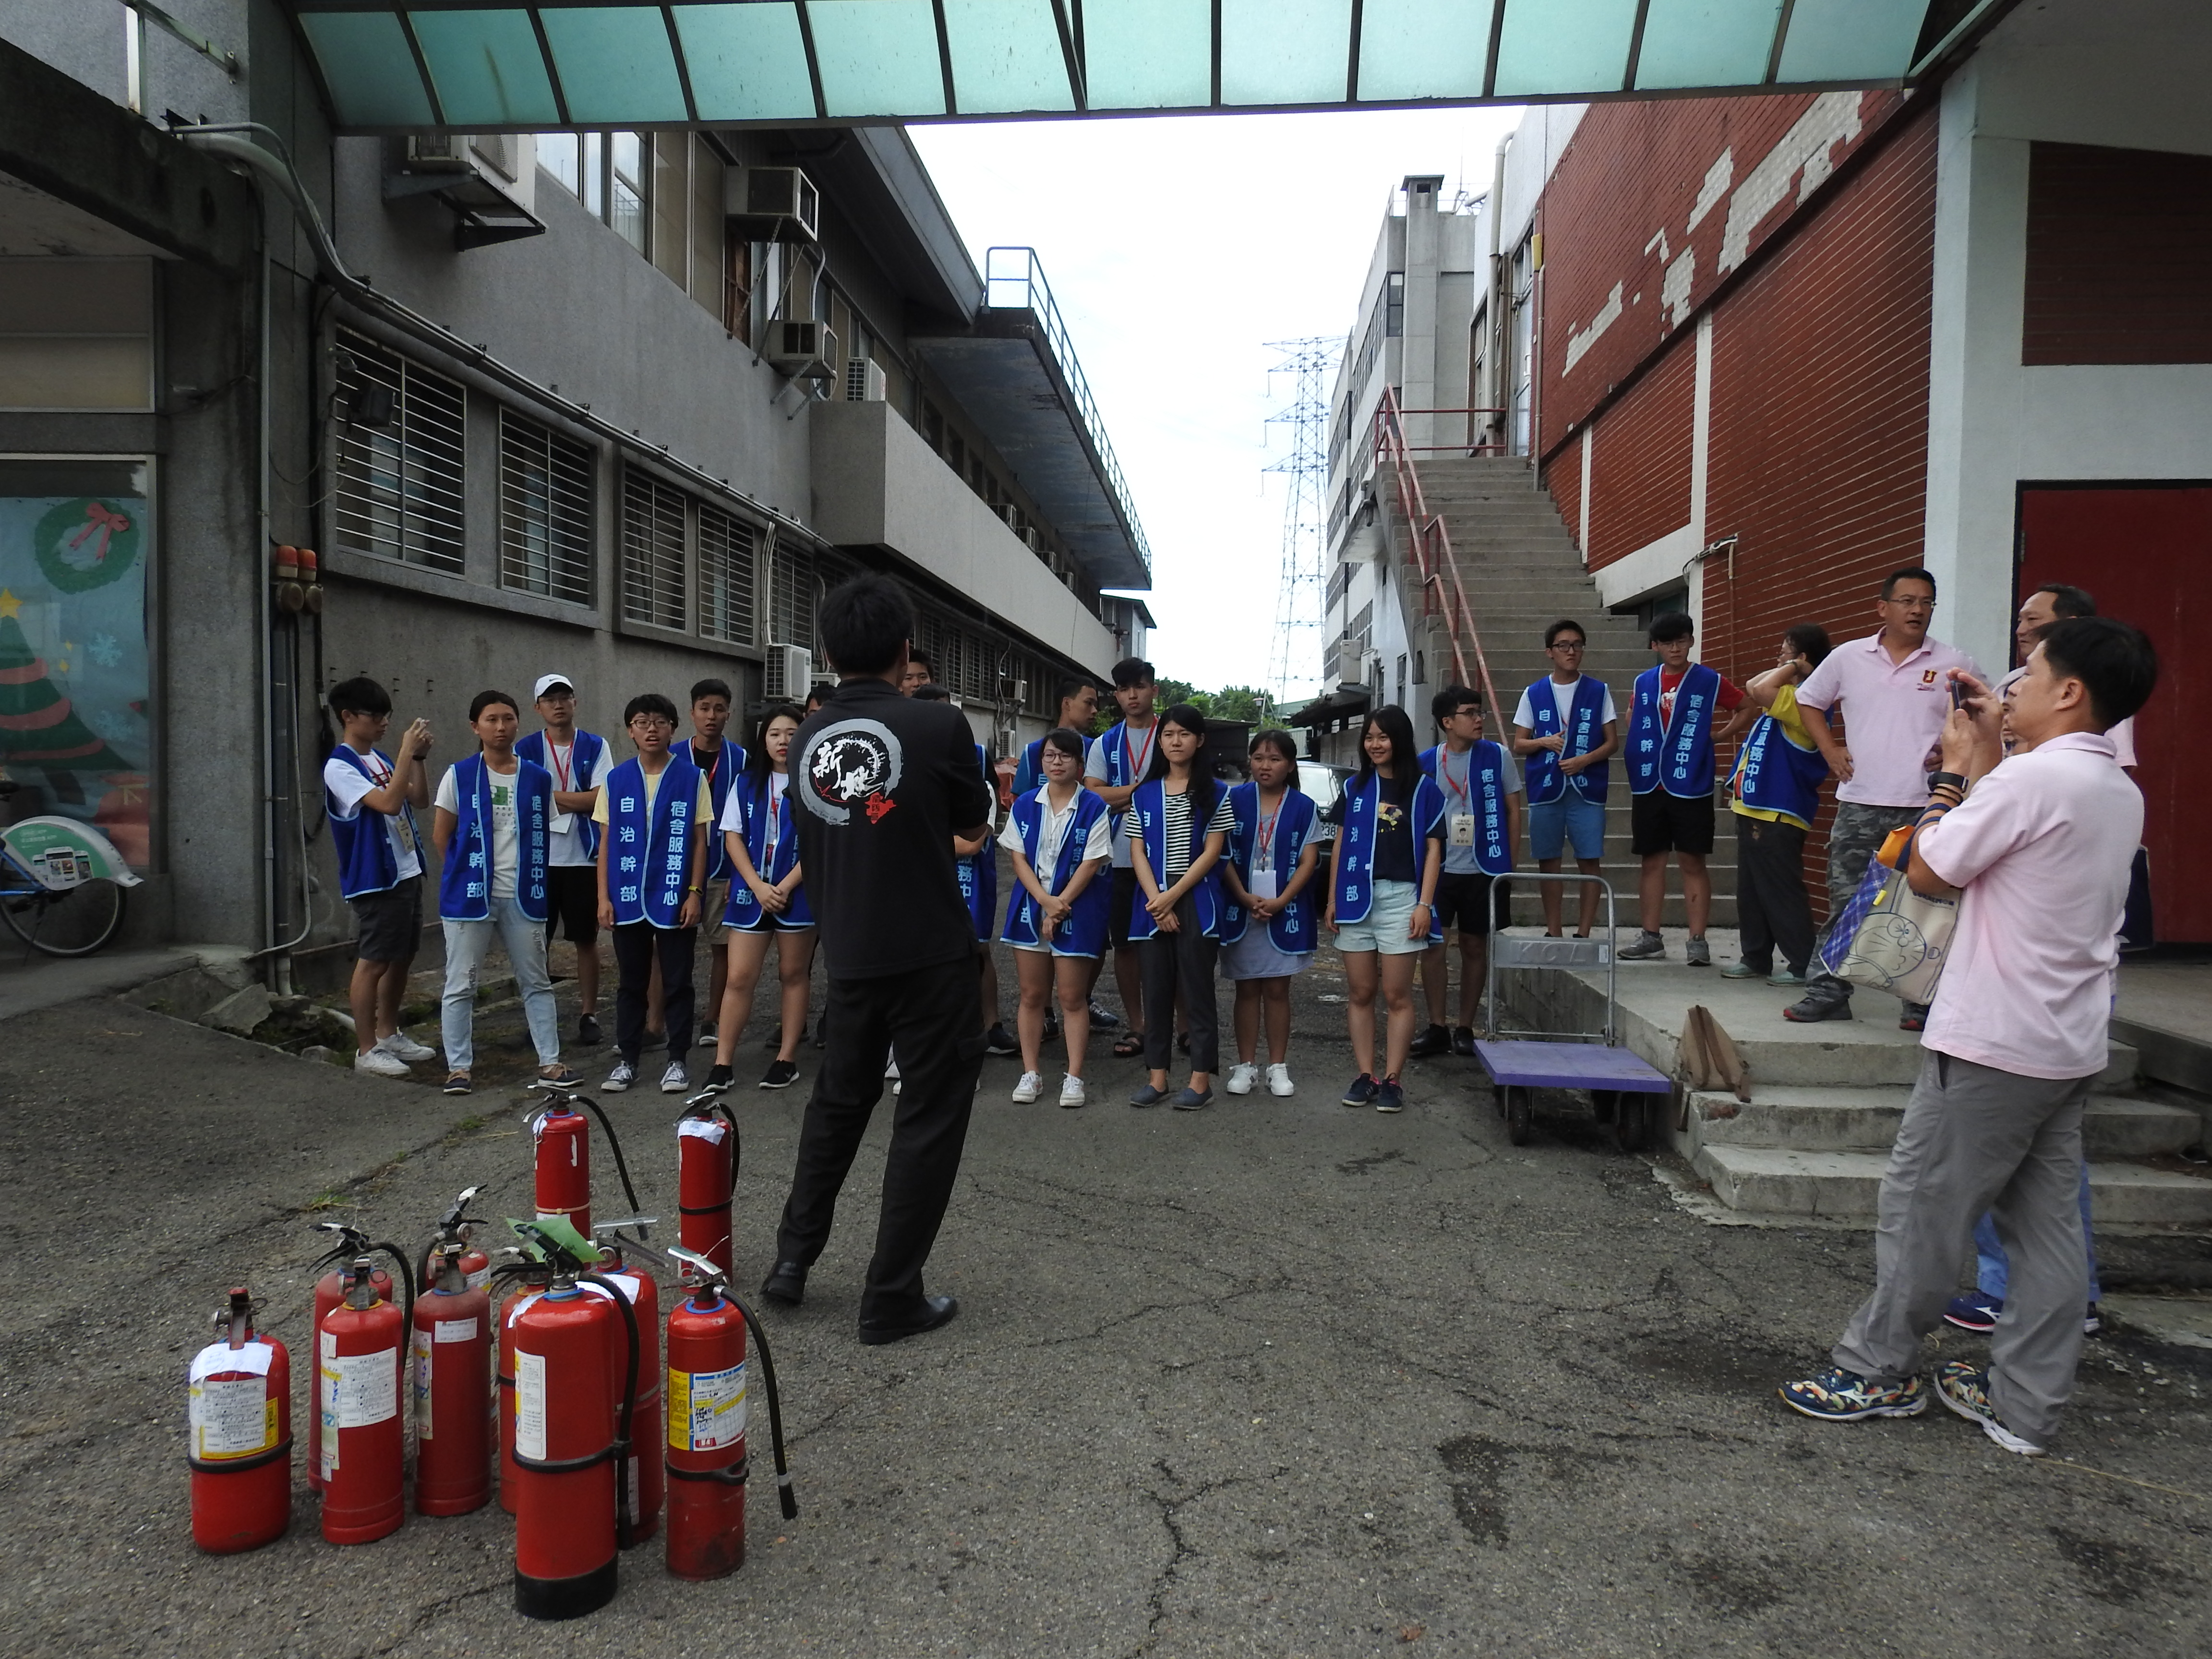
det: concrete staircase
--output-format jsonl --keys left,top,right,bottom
{"left": 1386, "top": 454, "right": 1734, "bottom": 929}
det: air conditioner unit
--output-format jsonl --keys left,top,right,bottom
{"left": 726, "top": 167, "right": 820, "bottom": 242}
{"left": 388, "top": 132, "right": 540, "bottom": 249}
{"left": 844, "top": 359, "right": 887, "bottom": 403}
{"left": 1021, "top": 528, "right": 1044, "bottom": 554}
{"left": 767, "top": 320, "right": 838, "bottom": 384}
{"left": 765, "top": 643, "right": 812, "bottom": 701}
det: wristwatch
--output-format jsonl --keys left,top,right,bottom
{"left": 1927, "top": 771, "right": 1966, "bottom": 793}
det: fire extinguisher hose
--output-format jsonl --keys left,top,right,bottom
{"left": 577, "top": 1270, "right": 642, "bottom": 1549}
{"left": 729, "top": 1293, "right": 799, "bottom": 1520}
{"left": 574, "top": 1097, "right": 646, "bottom": 1232}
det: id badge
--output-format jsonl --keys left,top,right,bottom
{"left": 548, "top": 810, "right": 575, "bottom": 836}
{"left": 1249, "top": 869, "right": 1280, "bottom": 901}
{"left": 1448, "top": 813, "right": 1477, "bottom": 849}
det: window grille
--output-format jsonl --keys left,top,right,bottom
{"left": 334, "top": 331, "right": 466, "bottom": 573}
{"left": 620, "top": 468, "right": 687, "bottom": 630}
{"left": 768, "top": 540, "right": 814, "bottom": 648}
{"left": 498, "top": 410, "right": 594, "bottom": 604}
{"left": 697, "top": 505, "right": 756, "bottom": 644}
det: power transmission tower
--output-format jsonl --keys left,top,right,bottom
{"left": 1264, "top": 337, "right": 1341, "bottom": 702}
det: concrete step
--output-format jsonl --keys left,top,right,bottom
{"left": 1686, "top": 1086, "right": 2202, "bottom": 1158}
{"left": 1693, "top": 1144, "right": 2212, "bottom": 1225}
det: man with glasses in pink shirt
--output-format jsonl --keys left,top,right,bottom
{"left": 1785, "top": 568, "right": 1982, "bottom": 1029}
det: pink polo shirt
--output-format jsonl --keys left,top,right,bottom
{"left": 1917, "top": 732, "right": 2139, "bottom": 1080}
{"left": 1795, "top": 633, "right": 1983, "bottom": 808}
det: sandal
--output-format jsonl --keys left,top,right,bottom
{"left": 1112, "top": 1032, "right": 1145, "bottom": 1058}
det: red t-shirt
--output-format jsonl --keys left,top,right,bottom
{"left": 1658, "top": 666, "right": 1744, "bottom": 724}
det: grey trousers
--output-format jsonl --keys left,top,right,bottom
{"left": 1808, "top": 801, "right": 1921, "bottom": 1001}
{"left": 1832, "top": 1049, "right": 2094, "bottom": 1447}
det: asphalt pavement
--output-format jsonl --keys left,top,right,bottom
{"left": 3, "top": 945, "right": 2210, "bottom": 1659}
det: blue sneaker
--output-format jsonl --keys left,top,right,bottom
{"left": 1129, "top": 1082, "right": 1168, "bottom": 1108}
{"left": 1943, "top": 1290, "right": 2002, "bottom": 1334}
{"left": 1373, "top": 1077, "right": 1405, "bottom": 1114}
{"left": 1340, "top": 1073, "right": 1378, "bottom": 1107}
{"left": 1778, "top": 1367, "right": 1927, "bottom": 1422}
{"left": 1936, "top": 1361, "right": 2044, "bottom": 1455}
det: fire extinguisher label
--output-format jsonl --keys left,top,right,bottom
{"left": 327, "top": 1346, "right": 400, "bottom": 1430}
{"left": 411, "top": 1331, "right": 434, "bottom": 1440}
{"left": 515, "top": 1351, "right": 548, "bottom": 1461}
{"left": 190, "top": 1377, "right": 276, "bottom": 1459}
{"left": 678, "top": 1118, "right": 728, "bottom": 1145}
{"left": 466, "top": 1267, "right": 491, "bottom": 1292}
{"left": 666, "top": 1362, "right": 746, "bottom": 1452}
{"left": 434, "top": 1317, "right": 480, "bottom": 1344}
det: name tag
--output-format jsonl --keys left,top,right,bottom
{"left": 1448, "top": 814, "right": 1477, "bottom": 848}
{"left": 548, "top": 810, "right": 575, "bottom": 836}
{"left": 1249, "top": 869, "right": 1280, "bottom": 901}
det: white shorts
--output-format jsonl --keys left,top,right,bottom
{"left": 1333, "top": 878, "right": 1429, "bottom": 956}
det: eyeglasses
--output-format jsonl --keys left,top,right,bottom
{"left": 1885, "top": 596, "right": 1937, "bottom": 611}
{"left": 628, "top": 715, "right": 674, "bottom": 730}
{"left": 1549, "top": 639, "right": 1587, "bottom": 651}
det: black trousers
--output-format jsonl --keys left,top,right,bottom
{"left": 1139, "top": 897, "right": 1219, "bottom": 1074}
{"left": 775, "top": 957, "right": 986, "bottom": 1320}
{"left": 1734, "top": 814, "right": 1814, "bottom": 976}
{"left": 612, "top": 921, "right": 696, "bottom": 1064}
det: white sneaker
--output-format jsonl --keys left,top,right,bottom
{"left": 353, "top": 1047, "right": 411, "bottom": 1079}
{"left": 1011, "top": 1070, "right": 1044, "bottom": 1104}
{"left": 377, "top": 1031, "right": 437, "bottom": 1064}
{"left": 602, "top": 1060, "right": 636, "bottom": 1093}
{"left": 1225, "top": 1062, "right": 1258, "bottom": 1096}
{"left": 1266, "top": 1064, "right": 1295, "bottom": 1097}
{"left": 660, "top": 1061, "right": 689, "bottom": 1094}
{"left": 698, "top": 1022, "right": 718, "bottom": 1044}
{"left": 1058, "top": 1074, "right": 1087, "bottom": 1109}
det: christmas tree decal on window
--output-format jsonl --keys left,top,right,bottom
{"left": 0, "top": 613, "right": 135, "bottom": 801}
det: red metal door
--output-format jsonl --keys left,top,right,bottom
{"left": 2018, "top": 486, "right": 2211, "bottom": 942}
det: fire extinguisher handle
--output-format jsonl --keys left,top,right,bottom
{"left": 727, "top": 1293, "right": 799, "bottom": 1520}
{"left": 577, "top": 1270, "right": 642, "bottom": 1549}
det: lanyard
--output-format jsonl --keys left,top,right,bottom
{"left": 1254, "top": 791, "right": 1284, "bottom": 868}
{"left": 693, "top": 741, "right": 722, "bottom": 789}
{"left": 1438, "top": 747, "right": 1473, "bottom": 808}
{"left": 766, "top": 774, "right": 785, "bottom": 846}
{"left": 1121, "top": 719, "right": 1156, "bottom": 783}
{"left": 363, "top": 749, "right": 391, "bottom": 788}
{"left": 546, "top": 736, "right": 574, "bottom": 793}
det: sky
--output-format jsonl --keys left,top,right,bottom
{"left": 911, "top": 107, "right": 1525, "bottom": 705}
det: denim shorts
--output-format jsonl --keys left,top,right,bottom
{"left": 1528, "top": 792, "right": 1607, "bottom": 861}
{"left": 1334, "top": 878, "right": 1429, "bottom": 956}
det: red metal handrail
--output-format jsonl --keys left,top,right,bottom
{"left": 1371, "top": 387, "right": 1504, "bottom": 725}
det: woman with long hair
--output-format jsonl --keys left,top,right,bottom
{"left": 706, "top": 703, "right": 814, "bottom": 1091}
{"left": 1217, "top": 729, "right": 1323, "bottom": 1096}
{"left": 1325, "top": 705, "right": 1446, "bottom": 1114}
{"left": 1000, "top": 727, "right": 1113, "bottom": 1107}
{"left": 1126, "top": 704, "right": 1231, "bottom": 1109}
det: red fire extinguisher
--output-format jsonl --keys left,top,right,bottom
{"left": 592, "top": 1222, "right": 666, "bottom": 1546}
{"left": 662, "top": 1245, "right": 798, "bottom": 1580}
{"left": 531, "top": 1090, "right": 645, "bottom": 1242}
{"left": 412, "top": 1240, "right": 493, "bottom": 1516}
{"left": 675, "top": 1094, "right": 738, "bottom": 1276}
{"left": 416, "top": 1185, "right": 491, "bottom": 1298}
{"left": 317, "top": 1257, "right": 409, "bottom": 1545}
{"left": 507, "top": 1224, "right": 641, "bottom": 1621}
{"left": 491, "top": 1252, "right": 554, "bottom": 1516}
{"left": 187, "top": 1287, "right": 292, "bottom": 1554}
{"left": 306, "top": 1225, "right": 413, "bottom": 1493}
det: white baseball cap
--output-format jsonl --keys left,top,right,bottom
{"left": 533, "top": 673, "right": 576, "bottom": 699}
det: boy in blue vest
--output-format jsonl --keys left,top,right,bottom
{"left": 321, "top": 676, "right": 436, "bottom": 1079}
{"left": 1084, "top": 658, "right": 1164, "bottom": 1054}
{"left": 1510, "top": 619, "right": 1621, "bottom": 939}
{"left": 593, "top": 693, "right": 712, "bottom": 1093}
{"left": 1412, "top": 685, "right": 1523, "bottom": 1057}
{"left": 679, "top": 677, "right": 743, "bottom": 1046}
{"left": 1620, "top": 613, "right": 1754, "bottom": 963}
{"left": 430, "top": 690, "right": 580, "bottom": 1095}
{"left": 1723, "top": 626, "right": 1833, "bottom": 985}
{"left": 518, "top": 673, "right": 609, "bottom": 1045}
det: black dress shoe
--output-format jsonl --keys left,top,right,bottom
{"left": 1451, "top": 1025, "right": 1478, "bottom": 1057}
{"left": 1407, "top": 1023, "right": 1451, "bottom": 1058}
{"left": 857, "top": 1294, "right": 958, "bottom": 1346}
{"left": 760, "top": 1260, "right": 808, "bottom": 1306}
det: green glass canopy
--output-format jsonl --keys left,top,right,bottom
{"left": 286, "top": 0, "right": 2015, "bottom": 131}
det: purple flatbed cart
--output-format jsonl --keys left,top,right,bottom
{"left": 1478, "top": 873, "right": 1672, "bottom": 1149}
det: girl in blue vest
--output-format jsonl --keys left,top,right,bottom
{"left": 704, "top": 703, "right": 812, "bottom": 1093}
{"left": 1126, "top": 704, "right": 1232, "bottom": 1110}
{"left": 1326, "top": 706, "right": 1448, "bottom": 1115}
{"left": 1724, "top": 625, "right": 1832, "bottom": 984}
{"left": 1218, "top": 730, "right": 1323, "bottom": 1099}
{"left": 429, "top": 690, "right": 577, "bottom": 1095}
{"left": 1000, "top": 727, "right": 1113, "bottom": 1107}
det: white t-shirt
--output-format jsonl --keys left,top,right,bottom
{"left": 998, "top": 786, "right": 1112, "bottom": 887}
{"left": 435, "top": 761, "right": 521, "bottom": 901}
{"left": 718, "top": 770, "right": 790, "bottom": 839}
{"left": 324, "top": 747, "right": 422, "bottom": 880}
{"left": 1431, "top": 742, "right": 1524, "bottom": 876}
{"left": 539, "top": 736, "right": 595, "bottom": 868}
{"left": 1512, "top": 674, "right": 1619, "bottom": 735}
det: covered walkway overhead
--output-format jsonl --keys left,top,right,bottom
{"left": 286, "top": 1, "right": 2017, "bottom": 131}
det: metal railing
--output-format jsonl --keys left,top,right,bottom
{"left": 1372, "top": 385, "right": 1503, "bottom": 724}
{"left": 1391, "top": 405, "right": 1510, "bottom": 455}
{"left": 983, "top": 247, "right": 1153, "bottom": 582}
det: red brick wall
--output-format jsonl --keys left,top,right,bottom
{"left": 2025, "top": 141, "right": 2212, "bottom": 365}
{"left": 1584, "top": 334, "right": 1695, "bottom": 569}
{"left": 1554, "top": 429, "right": 1585, "bottom": 552}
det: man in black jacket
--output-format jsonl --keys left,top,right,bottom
{"left": 760, "top": 574, "right": 994, "bottom": 1345}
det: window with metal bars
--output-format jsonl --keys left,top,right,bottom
{"left": 498, "top": 410, "right": 594, "bottom": 604}
{"left": 334, "top": 331, "right": 466, "bottom": 573}
{"left": 767, "top": 541, "right": 814, "bottom": 649}
{"left": 620, "top": 468, "right": 688, "bottom": 630}
{"left": 697, "top": 505, "right": 756, "bottom": 644}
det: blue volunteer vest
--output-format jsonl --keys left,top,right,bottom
{"left": 683, "top": 739, "right": 745, "bottom": 881}
{"left": 1330, "top": 771, "right": 1447, "bottom": 940}
{"left": 1220, "top": 781, "right": 1320, "bottom": 952}
{"left": 438, "top": 754, "right": 552, "bottom": 922}
{"left": 1418, "top": 742, "right": 1516, "bottom": 877}
{"left": 517, "top": 729, "right": 609, "bottom": 859}
{"left": 1629, "top": 663, "right": 1721, "bottom": 797}
{"left": 1014, "top": 736, "right": 1046, "bottom": 797}
{"left": 326, "top": 746, "right": 420, "bottom": 900}
{"left": 1520, "top": 675, "right": 1611, "bottom": 803}
{"left": 957, "top": 743, "right": 998, "bottom": 940}
{"left": 720, "top": 770, "right": 809, "bottom": 930}
{"left": 1001, "top": 784, "right": 1111, "bottom": 957}
{"left": 1095, "top": 717, "right": 1161, "bottom": 850}
{"left": 604, "top": 753, "right": 703, "bottom": 928}
{"left": 1729, "top": 714, "right": 1829, "bottom": 829}
{"left": 1125, "top": 778, "right": 1225, "bottom": 941}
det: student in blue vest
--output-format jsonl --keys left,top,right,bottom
{"left": 1085, "top": 658, "right": 1164, "bottom": 1057}
{"left": 1000, "top": 727, "right": 1114, "bottom": 1107}
{"left": 679, "top": 677, "right": 745, "bottom": 1047}
{"left": 912, "top": 683, "right": 1017, "bottom": 1059}
{"left": 1413, "top": 685, "right": 1524, "bottom": 1058}
{"left": 322, "top": 676, "right": 438, "bottom": 1079}
{"left": 592, "top": 692, "right": 712, "bottom": 1094}
{"left": 430, "top": 690, "right": 579, "bottom": 1095}
{"left": 705, "top": 703, "right": 812, "bottom": 1093}
{"left": 1127, "top": 704, "right": 1233, "bottom": 1110}
{"left": 519, "top": 673, "right": 610, "bottom": 1046}
{"left": 1218, "top": 730, "right": 1323, "bottom": 1097}
{"left": 1724, "top": 625, "right": 1834, "bottom": 985}
{"left": 1620, "top": 613, "right": 1755, "bottom": 963}
{"left": 1509, "top": 621, "right": 1621, "bottom": 940}
{"left": 1327, "top": 706, "right": 1448, "bottom": 1114}
{"left": 1015, "top": 679, "right": 1102, "bottom": 793}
